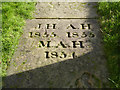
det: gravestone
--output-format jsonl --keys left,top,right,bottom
{"left": 4, "top": 2, "right": 109, "bottom": 88}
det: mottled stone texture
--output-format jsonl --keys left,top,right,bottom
{"left": 4, "top": 2, "right": 109, "bottom": 88}
{"left": 34, "top": 2, "right": 98, "bottom": 18}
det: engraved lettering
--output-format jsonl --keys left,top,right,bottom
{"left": 38, "top": 24, "right": 41, "bottom": 29}
{"left": 43, "top": 32, "right": 49, "bottom": 37}
{"left": 60, "top": 52, "right": 67, "bottom": 58}
{"left": 59, "top": 41, "right": 67, "bottom": 48}
{"left": 35, "top": 32, "right": 40, "bottom": 37}
{"left": 67, "top": 32, "right": 71, "bottom": 38}
{"left": 67, "top": 24, "right": 77, "bottom": 29}
{"left": 72, "top": 32, "right": 79, "bottom": 38}
{"left": 81, "top": 24, "right": 91, "bottom": 29}
{"left": 67, "top": 32, "right": 79, "bottom": 38}
{"left": 50, "top": 32, "right": 57, "bottom": 37}
{"left": 46, "top": 24, "right": 56, "bottom": 29}
{"left": 89, "top": 32, "right": 95, "bottom": 38}
{"left": 72, "top": 41, "right": 84, "bottom": 48}
{"left": 81, "top": 32, "right": 87, "bottom": 38}
{"left": 51, "top": 52, "right": 58, "bottom": 58}
{"left": 39, "top": 41, "right": 51, "bottom": 47}
{"left": 72, "top": 52, "right": 77, "bottom": 58}
{"left": 45, "top": 51, "right": 50, "bottom": 58}
{"left": 29, "top": 32, "right": 33, "bottom": 38}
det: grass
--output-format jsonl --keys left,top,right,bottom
{"left": 2, "top": 2, "right": 36, "bottom": 76}
{"left": 97, "top": 2, "right": 120, "bottom": 88}
{"left": 0, "top": 2, "right": 2, "bottom": 89}
{"left": 1, "top": 2, "right": 120, "bottom": 88}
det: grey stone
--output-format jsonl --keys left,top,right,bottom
{"left": 4, "top": 2, "right": 109, "bottom": 88}
{"left": 34, "top": 2, "right": 98, "bottom": 18}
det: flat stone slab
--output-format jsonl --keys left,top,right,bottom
{"left": 34, "top": 2, "right": 98, "bottom": 18}
{"left": 4, "top": 2, "right": 108, "bottom": 88}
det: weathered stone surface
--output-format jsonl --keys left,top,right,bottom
{"left": 34, "top": 2, "right": 98, "bottom": 18}
{"left": 4, "top": 2, "right": 109, "bottom": 88}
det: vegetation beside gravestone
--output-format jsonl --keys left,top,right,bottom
{"left": 2, "top": 2, "right": 120, "bottom": 88}
{"left": 98, "top": 2, "right": 120, "bottom": 88}
{"left": 2, "top": 2, "right": 36, "bottom": 76}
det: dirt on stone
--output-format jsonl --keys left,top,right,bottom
{"left": 3, "top": 2, "right": 109, "bottom": 88}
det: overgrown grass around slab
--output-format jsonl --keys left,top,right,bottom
{"left": 2, "top": 2, "right": 36, "bottom": 76}
{"left": 98, "top": 2, "right": 120, "bottom": 88}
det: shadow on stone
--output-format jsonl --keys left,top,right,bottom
{"left": 3, "top": 2, "right": 109, "bottom": 88}
{"left": 3, "top": 50, "right": 108, "bottom": 88}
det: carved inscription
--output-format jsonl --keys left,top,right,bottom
{"left": 29, "top": 22, "right": 95, "bottom": 59}
{"left": 45, "top": 51, "right": 77, "bottom": 59}
{"left": 38, "top": 41, "right": 84, "bottom": 48}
